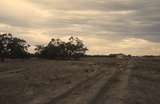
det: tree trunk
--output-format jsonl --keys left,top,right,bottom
{"left": 0, "top": 56, "right": 5, "bottom": 62}
{"left": 1, "top": 57, "right": 4, "bottom": 62}
{"left": 0, "top": 54, "right": 5, "bottom": 62}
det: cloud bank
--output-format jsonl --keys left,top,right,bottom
{"left": 0, "top": 0, "right": 160, "bottom": 55}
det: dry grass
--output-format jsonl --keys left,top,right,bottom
{"left": 127, "top": 57, "right": 160, "bottom": 104}
{"left": 0, "top": 57, "right": 160, "bottom": 104}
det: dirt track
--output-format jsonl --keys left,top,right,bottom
{"left": 44, "top": 59, "right": 133, "bottom": 104}
{"left": 0, "top": 57, "right": 160, "bottom": 104}
{"left": 88, "top": 60, "right": 132, "bottom": 104}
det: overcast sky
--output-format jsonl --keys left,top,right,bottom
{"left": 0, "top": 0, "right": 160, "bottom": 55}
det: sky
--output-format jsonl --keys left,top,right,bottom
{"left": 0, "top": 0, "right": 160, "bottom": 55}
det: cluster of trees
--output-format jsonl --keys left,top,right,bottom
{"left": 0, "top": 33, "right": 30, "bottom": 62}
{"left": 35, "top": 37, "right": 88, "bottom": 59}
{"left": 0, "top": 33, "right": 88, "bottom": 62}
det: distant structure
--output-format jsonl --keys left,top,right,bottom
{"left": 108, "top": 53, "right": 130, "bottom": 59}
{"left": 116, "top": 54, "right": 127, "bottom": 59}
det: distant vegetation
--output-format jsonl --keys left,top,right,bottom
{"left": 35, "top": 37, "right": 88, "bottom": 59}
{"left": 0, "top": 33, "right": 88, "bottom": 62}
{"left": 0, "top": 33, "right": 30, "bottom": 62}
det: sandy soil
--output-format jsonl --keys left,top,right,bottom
{"left": 0, "top": 57, "right": 160, "bottom": 104}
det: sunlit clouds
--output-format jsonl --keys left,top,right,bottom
{"left": 0, "top": 0, "right": 160, "bottom": 55}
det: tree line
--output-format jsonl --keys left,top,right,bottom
{"left": 0, "top": 33, "right": 88, "bottom": 62}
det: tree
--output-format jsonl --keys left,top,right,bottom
{"left": 66, "top": 37, "right": 88, "bottom": 58}
{"left": 35, "top": 36, "right": 88, "bottom": 59}
{"left": 35, "top": 45, "right": 45, "bottom": 56}
{"left": 8, "top": 37, "right": 30, "bottom": 58}
{"left": 40, "top": 38, "right": 67, "bottom": 59}
{"left": 0, "top": 33, "right": 11, "bottom": 62}
{"left": 0, "top": 33, "right": 30, "bottom": 62}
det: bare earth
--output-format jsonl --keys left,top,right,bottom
{"left": 0, "top": 57, "right": 160, "bottom": 104}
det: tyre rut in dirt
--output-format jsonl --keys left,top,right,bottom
{"left": 46, "top": 69, "right": 106, "bottom": 104}
{"left": 88, "top": 59, "right": 133, "bottom": 104}
{"left": 88, "top": 68, "right": 122, "bottom": 104}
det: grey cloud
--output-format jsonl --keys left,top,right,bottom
{"left": 1, "top": 0, "right": 160, "bottom": 55}
{"left": 29, "top": 0, "right": 143, "bottom": 11}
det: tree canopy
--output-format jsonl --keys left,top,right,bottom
{"left": 0, "top": 33, "right": 30, "bottom": 61}
{"left": 35, "top": 37, "right": 88, "bottom": 59}
{"left": 0, "top": 33, "right": 88, "bottom": 61}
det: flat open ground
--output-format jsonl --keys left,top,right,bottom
{"left": 0, "top": 57, "right": 160, "bottom": 104}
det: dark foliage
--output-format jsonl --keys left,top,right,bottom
{"left": 35, "top": 37, "right": 88, "bottom": 59}
{"left": 0, "top": 33, "right": 30, "bottom": 62}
